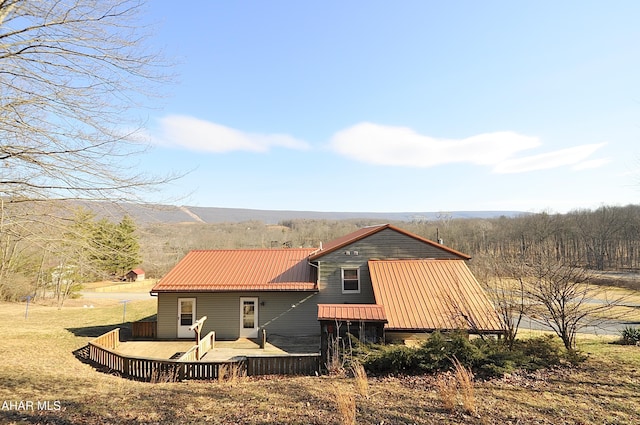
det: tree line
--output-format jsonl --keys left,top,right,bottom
{"left": 137, "top": 204, "right": 640, "bottom": 277}
{"left": 3, "top": 203, "right": 638, "bottom": 303}
{"left": 400, "top": 204, "right": 640, "bottom": 271}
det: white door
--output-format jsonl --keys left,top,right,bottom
{"left": 239, "top": 297, "right": 259, "bottom": 338}
{"left": 177, "top": 298, "right": 196, "bottom": 338}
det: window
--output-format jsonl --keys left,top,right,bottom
{"left": 342, "top": 267, "right": 360, "bottom": 293}
{"left": 179, "top": 299, "right": 194, "bottom": 326}
{"left": 242, "top": 300, "right": 255, "bottom": 329}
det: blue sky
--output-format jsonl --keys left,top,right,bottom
{"left": 139, "top": 1, "right": 640, "bottom": 213}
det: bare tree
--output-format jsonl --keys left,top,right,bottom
{"left": 0, "top": 0, "right": 173, "bottom": 202}
{"left": 0, "top": 0, "right": 176, "bottom": 300}
{"left": 473, "top": 256, "right": 527, "bottom": 348}
{"left": 523, "top": 257, "right": 624, "bottom": 350}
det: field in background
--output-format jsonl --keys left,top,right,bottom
{"left": 1, "top": 294, "right": 639, "bottom": 424}
{"left": 81, "top": 280, "right": 157, "bottom": 292}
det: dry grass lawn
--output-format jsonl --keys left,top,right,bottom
{"left": 0, "top": 299, "right": 639, "bottom": 424}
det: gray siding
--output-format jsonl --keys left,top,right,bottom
{"left": 320, "top": 228, "right": 463, "bottom": 262}
{"left": 315, "top": 261, "right": 376, "bottom": 305}
{"left": 157, "top": 292, "right": 320, "bottom": 339}
{"left": 314, "top": 228, "right": 463, "bottom": 305}
{"left": 157, "top": 294, "right": 177, "bottom": 339}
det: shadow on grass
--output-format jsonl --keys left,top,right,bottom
{"left": 0, "top": 409, "right": 78, "bottom": 425}
{"left": 66, "top": 323, "right": 128, "bottom": 339}
{"left": 66, "top": 314, "right": 156, "bottom": 339}
{"left": 67, "top": 323, "right": 130, "bottom": 365}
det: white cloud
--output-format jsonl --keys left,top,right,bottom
{"left": 493, "top": 143, "right": 607, "bottom": 173}
{"left": 329, "top": 122, "right": 607, "bottom": 174}
{"left": 329, "top": 122, "right": 539, "bottom": 167}
{"left": 152, "top": 115, "right": 310, "bottom": 153}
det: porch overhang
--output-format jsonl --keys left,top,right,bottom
{"left": 317, "top": 304, "right": 387, "bottom": 323}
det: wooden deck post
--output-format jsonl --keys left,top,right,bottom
{"left": 259, "top": 328, "right": 267, "bottom": 348}
{"left": 188, "top": 316, "right": 207, "bottom": 360}
{"left": 122, "top": 356, "right": 130, "bottom": 377}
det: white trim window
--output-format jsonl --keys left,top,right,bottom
{"left": 341, "top": 267, "right": 360, "bottom": 293}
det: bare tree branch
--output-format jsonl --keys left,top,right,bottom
{"left": 522, "top": 257, "right": 627, "bottom": 350}
{"left": 0, "top": 0, "right": 177, "bottom": 202}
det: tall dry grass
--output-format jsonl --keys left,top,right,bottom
{"left": 332, "top": 382, "right": 356, "bottom": 425}
{"left": 218, "top": 362, "right": 246, "bottom": 385}
{"left": 434, "top": 358, "right": 476, "bottom": 415}
{"left": 351, "top": 362, "right": 369, "bottom": 398}
{"left": 452, "top": 357, "right": 476, "bottom": 415}
{"left": 435, "top": 372, "right": 457, "bottom": 412}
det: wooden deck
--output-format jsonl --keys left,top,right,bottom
{"left": 115, "top": 337, "right": 317, "bottom": 361}
{"left": 86, "top": 329, "right": 321, "bottom": 381}
{"left": 115, "top": 341, "right": 195, "bottom": 359}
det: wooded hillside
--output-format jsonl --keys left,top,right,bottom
{"left": 138, "top": 204, "right": 640, "bottom": 278}
{"left": 1, "top": 202, "right": 638, "bottom": 301}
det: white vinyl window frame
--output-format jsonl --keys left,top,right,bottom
{"left": 341, "top": 267, "right": 361, "bottom": 294}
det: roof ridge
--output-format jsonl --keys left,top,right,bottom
{"left": 188, "top": 247, "right": 316, "bottom": 252}
{"left": 370, "top": 258, "right": 464, "bottom": 261}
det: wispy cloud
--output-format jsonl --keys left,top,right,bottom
{"left": 572, "top": 157, "right": 611, "bottom": 171}
{"left": 151, "top": 115, "right": 310, "bottom": 153}
{"left": 329, "top": 122, "right": 607, "bottom": 173}
{"left": 493, "top": 143, "right": 607, "bottom": 173}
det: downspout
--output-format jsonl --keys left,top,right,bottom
{"left": 307, "top": 258, "right": 319, "bottom": 289}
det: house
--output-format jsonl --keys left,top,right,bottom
{"left": 150, "top": 224, "right": 503, "bottom": 342}
{"left": 126, "top": 268, "right": 145, "bottom": 282}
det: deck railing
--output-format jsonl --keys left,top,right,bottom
{"left": 198, "top": 331, "right": 215, "bottom": 355}
{"left": 91, "top": 328, "right": 120, "bottom": 350}
{"left": 131, "top": 321, "right": 157, "bottom": 339}
{"left": 247, "top": 354, "right": 320, "bottom": 376}
{"left": 177, "top": 345, "right": 199, "bottom": 362}
{"left": 86, "top": 329, "right": 320, "bottom": 382}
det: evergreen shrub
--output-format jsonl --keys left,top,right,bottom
{"left": 357, "top": 331, "right": 572, "bottom": 378}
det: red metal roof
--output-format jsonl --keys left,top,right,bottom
{"left": 317, "top": 304, "right": 387, "bottom": 322}
{"left": 369, "top": 259, "right": 502, "bottom": 332}
{"left": 309, "top": 224, "right": 470, "bottom": 260}
{"left": 130, "top": 268, "right": 145, "bottom": 275}
{"left": 152, "top": 249, "right": 317, "bottom": 293}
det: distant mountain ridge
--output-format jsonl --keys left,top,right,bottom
{"left": 80, "top": 202, "right": 527, "bottom": 225}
